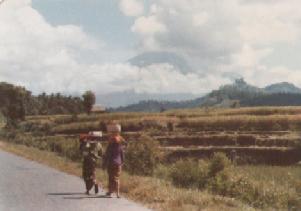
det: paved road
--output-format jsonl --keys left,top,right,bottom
{"left": 0, "top": 150, "right": 150, "bottom": 211}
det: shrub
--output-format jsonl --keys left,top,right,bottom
{"left": 208, "top": 152, "right": 231, "bottom": 177}
{"left": 207, "top": 169, "right": 232, "bottom": 196}
{"left": 154, "top": 164, "right": 170, "bottom": 180}
{"left": 170, "top": 159, "right": 208, "bottom": 189}
{"left": 125, "top": 135, "right": 161, "bottom": 176}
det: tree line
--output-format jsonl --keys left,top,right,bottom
{"left": 0, "top": 82, "right": 95, "bottom": 126}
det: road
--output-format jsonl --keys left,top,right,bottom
{"left": 0, "top": 150, "right": 150, "bottom": 211}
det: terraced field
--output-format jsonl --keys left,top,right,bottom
{"left": 18, "top": 106, "right": 301, "bottom": 165}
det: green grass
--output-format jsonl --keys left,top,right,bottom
{"left": 236, "top": 165, "right": 301, "bottom": 186}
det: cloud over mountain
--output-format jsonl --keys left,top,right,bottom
{"left": 0, "top": 0, "right": 230, "bottom": 96}
{"left": 128, "top": 0, "right": 301, "bottom": 87}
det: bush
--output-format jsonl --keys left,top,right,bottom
{"left": 169, "top": 153, "right": 231, "bottom": 190}
{"left": 170, "top": 159, "right": 208, "bottom": 189}
{"left": 208, "top": 152, "right": 231, "bottom": 177}
{"left": 207, "top": 169, "right": 232, "bottom": 196}
{"left": 125, "top": 135, "right": 161, "bottom": 176}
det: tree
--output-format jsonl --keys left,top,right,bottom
{"left": 0, "top": 82, "right": 26, "bottom": 127}
{"left": 82, "top": 91, "right": 96, "bottom": 115}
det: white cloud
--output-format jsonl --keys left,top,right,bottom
{"left": 232, "top": 45, "right": 273, "bottom": 68}
{"left": 128, "top": 0, "right": 301, "bottom": 88}
{"left": 192, "top": 12, "right": 209, "bottom": 27}
{"left": 0, "top": 0, "right": 225, "bottom": 96}
{"left": 2, "top": 0, "right": 301, "bottom": 99}
{"left": 131, "top": 0, "right": 242, "bottom": 69}
{"left": 238, "top": 1, "right": 301, "bottom": 45}
{"left": 0, "top": 0, "right": 101, "bottom": 94}
{"left": 119, "top": 0, "right": 144, "bottom": 17}
{"left": 67, "top": 63, "right": 230, "bottom": 94}
{"left": 131, "top": 15, "right": 167, "bottom": 50}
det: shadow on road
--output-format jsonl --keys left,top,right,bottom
{"left": 48, "top": 192, "right": 86, "bottom": 196}
{"left": 63, "top": 195, "right": 112, "bottom": 200}
{"left": 47, "top": 192, "right": 112, "bottom": 200}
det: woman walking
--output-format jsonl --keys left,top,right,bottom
{"left": 103, "top": 124, "right": 126, "bottom": 198}
{"left": 82, "top": 142, "right": 101, "bottom": 195}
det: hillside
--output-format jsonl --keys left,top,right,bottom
{"left": 112, "top": 79, "right": 301, "bottom": 112}
{"left": 111, "top": 98, "right": 204, "bottom": 112}
{"left": 265, "top": 82, "right": 301, "bottom": 93}
{"left": 241, "top": 93, "right": 301, "bottom": 106}
{"left": 96, "top": 90, "right": 200, "bottom": 108}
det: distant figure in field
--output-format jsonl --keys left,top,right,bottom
{"left": 230, "top": 149, "right": 237, "bottom": 164}
{"left": 82, "top": 142, "right": 101, "bottom": 195}
{"left": 103, "top": 124, "right": 126, "bottom": 198}
{"left": 167, "top": 122, "right": 174, "bottom": 132}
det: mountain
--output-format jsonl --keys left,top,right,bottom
{"left": 111, "top": 79, "right": 301, "bottom": 112}
{"left": 200, "top": 78, "right": 263, "bottom": 107}
{"left": 111, "top": 97, "right": 205, "bottom": 112}
{"left": 128, "top": 51, "right": 191, "bottom": 73}
{"left": 240, "top": 93, "right": 301, "bottom": 106}
{"left": 96, "top": 90, "right": 202, "bottom": 108}
{"left": 264, "top": 82, "right": 301, "bottom": 94}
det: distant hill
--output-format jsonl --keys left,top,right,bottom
{"left": 111, "top": 79, "right": 301, "bottom": 112}
{"left": 241, "top": 93, "right": 301, "bottom": 106}
{"left": 128, "top": 51, "right": 191, "bottom": 73}
{"left": 111, "top": 98, "right": 205, "bottom": 112}
{"left": 200, "top": 78, "right": 263, "bottom": 107}
{"left": 198, "top": 79, "right": 301, "bottom": 108}
{"left": 264, "top": 82, "right": 301, "bottom": 94}
{"left": 97, "top": 90, "right": 201, "bottom": 108}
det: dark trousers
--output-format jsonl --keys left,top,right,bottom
{"left": 107, "top": 164, "right": 121, "bottom": 193}
{"left": 83, "top": 170, "right": 96, "bottom": 191}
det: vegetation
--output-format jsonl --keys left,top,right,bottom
{"left": 170, "top": 159, "right": 208, "bottom": 189}
{"left": 111, "top": 79, "right": 301, "bottom": 112}
{"left": 0, "top": 82, "right": 87, "bottom": 120}
{"left": 125, "top": 135, "right": 161, "bottom": 176}
{"left": 1, "top": 106, "right": 301, "bottom": 210}
{"left": 82, "top": 90, "right": 96, "bottom": 115}
{"left": 0, "top": 82, "right": 27, "bottom": 126}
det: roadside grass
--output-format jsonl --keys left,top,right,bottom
{"left": 236, "top": 165, "right": 301, "bottom": 186}
{"left": 0, "top": 141, "right": 250, "bottom": 211}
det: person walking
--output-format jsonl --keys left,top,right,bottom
{"left": 103, "top": 124, "right": 126, "bottom": 198}
{"left": 82, "top": 142, "right": 101, "bottom": 195}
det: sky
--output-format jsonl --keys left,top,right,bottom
{"left": 1, "top": 0, "right": 301, "bottom": 95}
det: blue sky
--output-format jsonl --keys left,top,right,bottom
{"left": 33, "top": 0, "right": 134, "bottom": 52}
{"left": 1, "top": 0, "right": 301, "bottom": 95}
{"left": 32, "top": 0, "right": 137, "bottom": 62}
